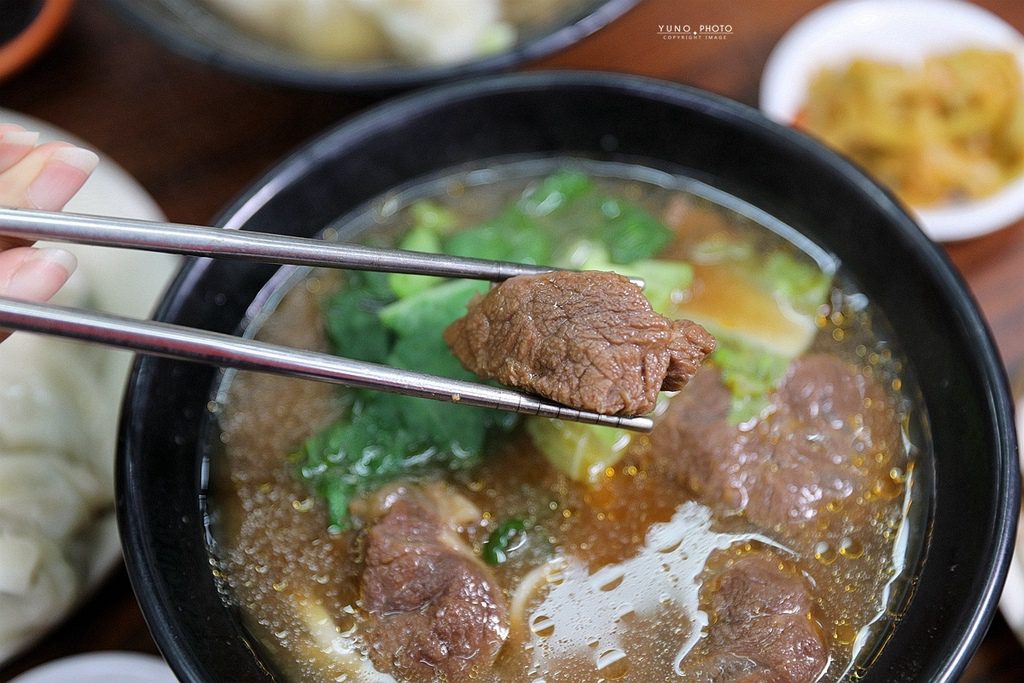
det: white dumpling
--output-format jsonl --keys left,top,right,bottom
{"left": 0, "top": 531, "right": 78, "bottom": 662}
{"left": 0, "top": 335, "right": 97, "bottom": 453}
{"left": 205, "top": 0, "right": 390, "bottom": 61}
{"left": 54, "top": 245, "right": 179, "bottom": 321}
{"left": 204, "top": 0, "right": 514, "bottom": 65}
{"left": 30, "top": 245, "right": 179, "bottom": 489}
{"left": 0, "top": 534, "right": 42, "bottom": 596}
{"left": 0, "top": 334, "right": 115, "bottom": 490}
{"left": 0, "top": 453, "right": 105, "bottom": 541}
{"left": 352, "top": 0, "right": 514, "bottom": 64}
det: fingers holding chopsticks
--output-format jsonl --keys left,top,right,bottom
{"left": 0, "top": 124, "right": 97, "bottom": 341}
{"left": 0, "top": 246, "right": 78, "bottom": 302}
{"left": 0, "top": 124, "right": 98, "bottom": 214}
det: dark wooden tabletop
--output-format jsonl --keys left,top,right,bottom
{"left": 0, "top": 0, "right": 1021, "bottom": 680}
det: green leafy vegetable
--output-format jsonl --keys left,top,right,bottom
{"left": 322, "top": 271, "right": 392, "bottom": 364}
{"left": 378, "top": 278, "right": 488, "bottom": 336}
{"left": 387, "top": 225, "right": 445, "bottom": 299}
{"left": 482, "top": 517, "right": 529, "bottom": 565}
{"left": 711, "top": 337, "right": 793, "bottom": 423}
{"left": 526, "top": 417, "right": 633, "bottom": 483}
{"left": 298, "top": 276, "right": 505, "bottom": 530}
{"left": 382, "top": 278, "right": 516, "bottom": 464}
{"left": 596, "top": 197, "right": 673, "bottom": 264}
{"left": 409, "top": 200, "right": 457, "bottom": 234}
{"left": 757, "top": 250, "right": 833, "bottom": 316}
{"left": 443, "top": 169, "right": 670, "bottom": 266}
{"left": 295, "top": 397, "right": 429, "bottom": 530}
{"left": 387, "top": 201, "right": 461, "bottom": 300}
{"left": 565, "top": 240, "right": 693, "bottom": 316}
{"left": 443, "top": 217, "right": 555, "bottom": 265}
{"left": 520, "top": 169, "right": 593, "bottom": 216}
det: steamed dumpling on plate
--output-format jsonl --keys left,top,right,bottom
{"left": 205, "top": 0, "right": 516, "bottom": 64}
{"left": 0, "top": 251, "right": 153, "bottom": 659}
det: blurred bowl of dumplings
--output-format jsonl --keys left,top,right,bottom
{"left": 103, "top": 0, "right": 639, "bottom": 90}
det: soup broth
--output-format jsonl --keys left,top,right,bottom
{"left": 208, "top": 161, "right": 926, "bottom": 682}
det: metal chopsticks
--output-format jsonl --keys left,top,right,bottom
{"left": 0, "top": 208, "right": 645, "bottom": 287}
{"left": 0, "top": 296, "right": 652, "bottom": 432}
{"left": 0, "top": 207, "right": 608, "bottom": 283}
{"left": 0, "top": 207, "right": 655, "bottom": 432}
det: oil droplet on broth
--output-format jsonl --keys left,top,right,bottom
{"left": 839, "top": 537, "right": 864, "bottom": 559}
{"left": 815, "top": 541, "right": 837, "bottom": 565}
{"left": 598, "top": 574, "right": 625, "bottom": 592}
{"left": 833, "top": 621, "right": 858, "bottom": 645}
{"left": 872, "top": 476, "right": 902, "bottom": 499}
{"left": 657, "top": 537, "right": 684, "bottom": 554}
{"left": 546, "top": 561, "right": 567, "bottom": 587}
{"left": 530, "top": 614, "right": 556, "bottom": 638}
{"left": 614, "top": 606, "right": 636, "bottom": 624}
{"left": 595, "top": 648, "right": 630, "bottom": 679}
{"left": 337, "top": 613, "right": 357, "bottom": 634}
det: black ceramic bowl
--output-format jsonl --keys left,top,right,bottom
{"left": 118, "top": 71, "right": 1019, "bottom": 682}
{"left": 103, "top": 0, "right": 637, "bottom": 90}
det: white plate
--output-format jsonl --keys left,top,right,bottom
{"left": 8, "top": 652, "right": 177, "bottom": 683}
{"left": 1003, "top": 379, "right": 1024, "bottom": 646}
{"left": 759, "top": 0, "right": 1024, "bottom": 242}
{"left": 0, "top": 108, "right": 180, "bottom": 665}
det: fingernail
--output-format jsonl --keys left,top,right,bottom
{"left": 0, "top": 131, "right": 40, "bottom": 170}
{"left": 5, "top": 248, "right": 78, "bottom": 301}
{"left": 25, "top": 146, "right": 99, "bottom": 210}
{"left": 0, "top": 131, "right": 40, "bottom": 147}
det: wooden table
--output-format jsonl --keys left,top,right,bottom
{"left": 1, "top": 0, "right": 1021, "bottom": 680}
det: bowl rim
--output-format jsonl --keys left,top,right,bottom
{"left": 118, "top": 69, "right": 1020, "bottom": 683}
{"left": 0, "top": 0, "right": 76, "bottom": 81}
{"left": 101, "top": 0, "right": 640, "bottom": 90}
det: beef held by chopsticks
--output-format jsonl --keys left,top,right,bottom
{"left": 444, "top": 271, "right": 715, "bottom": 415}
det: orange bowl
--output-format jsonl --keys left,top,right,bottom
{"left": 0, "top": 0, "right": 75, "bottom": 81}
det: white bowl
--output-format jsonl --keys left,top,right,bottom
{"left": 760, "top": 0, "right": 1024, "bottom": 242}
{"left": 8, "top": 652, "right": 176, "bottom": 683}
{"left": 1004, "top": 375, "right": 1024, "bottom": 647}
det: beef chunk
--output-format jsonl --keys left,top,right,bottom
{"left": 360, "top": 485, "right": 509, "bottom": 682}
{"left": 682, "top": 553, "right": 828, "bottom": 683}
{"left": 652, "top": 354, "right": 901, "bottom": 527}
{"left": 444, "top": 271, "right": 715, "bottom": 415}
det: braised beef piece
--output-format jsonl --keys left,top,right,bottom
{"left": 443, "top": 271, "right": 715, "bottom": 415}
{"left": 652, "top": 354, "right": 900, "bottom": 527}
{"left": 359, "top": 486, "right": 509, "bottom": 682}
{"left": 684, "top": 553, "right": 827, "bottom": 683}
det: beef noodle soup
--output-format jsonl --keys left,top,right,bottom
{"left": 205, "top": 160, "right": 927, "bottom": 682}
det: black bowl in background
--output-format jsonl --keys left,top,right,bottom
{"left": 117, "top": 71, "right": 1019, "bottom": 682}
{"left": 102, "top": 0, "right": 638, "bottom": 90}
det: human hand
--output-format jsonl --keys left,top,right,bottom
{"left": 0, "top": 123, "right": 98, "bottom": 341}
